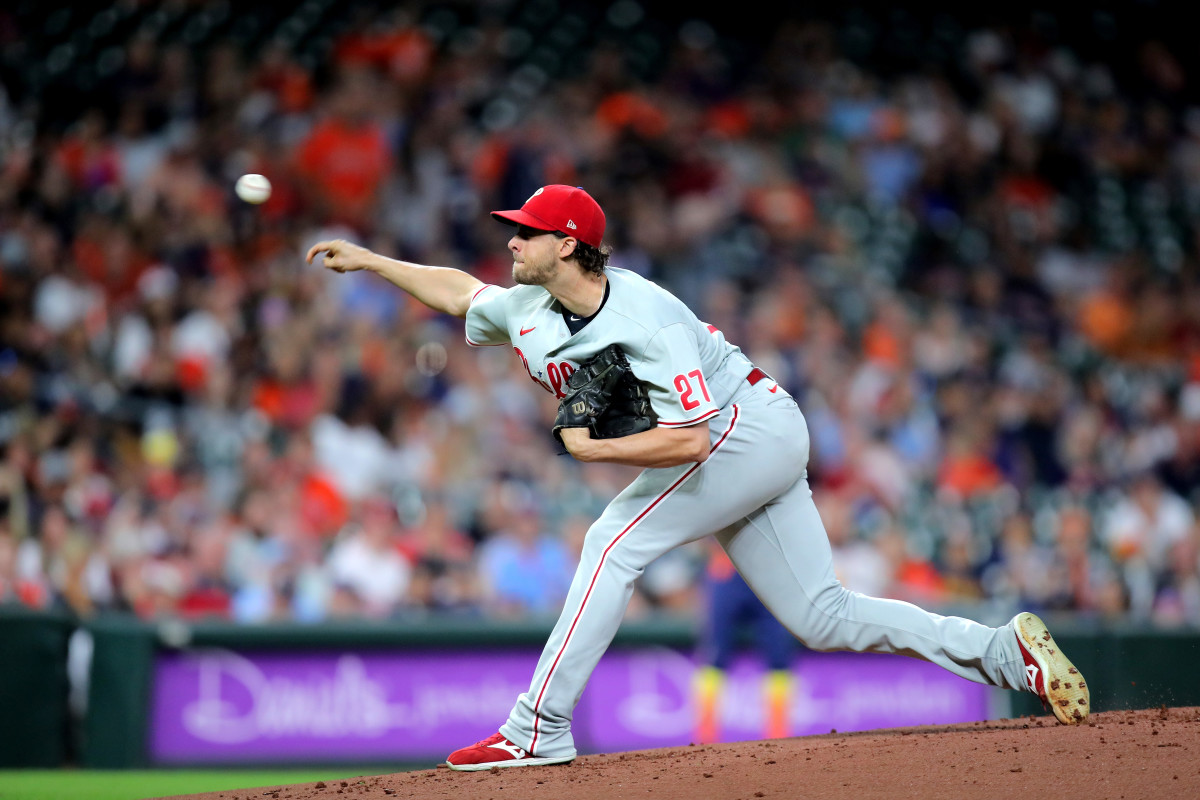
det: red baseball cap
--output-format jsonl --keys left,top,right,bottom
{"left": 491, "top": 185, "right": 606, "bottom": 248}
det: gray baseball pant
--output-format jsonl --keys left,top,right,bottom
{"left": 500, "top": 381, "right": 1028, "bottom": 758}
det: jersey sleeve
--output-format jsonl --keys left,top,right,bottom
{"left": 637, "top": 323, "right": 720, "bottom": 427}
{"left": 464, "top": 284, "right": 511, "bottom": 346}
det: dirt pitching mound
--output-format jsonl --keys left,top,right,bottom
{"left": 168, "top": 706, "right": 1200, "bottom": 800}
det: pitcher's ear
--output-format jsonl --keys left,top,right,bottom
{"left": 558, "top": 236, "right": 579, "bottom": 260}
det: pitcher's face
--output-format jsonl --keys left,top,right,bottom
{"left": 510, "top": 226, "right": 563, "bottom": 286}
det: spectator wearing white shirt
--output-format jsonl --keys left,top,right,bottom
{"left": 325, "top": 497, "right": 412, "bottom": 617}
{"left": 1104, "top": 471, "right": 1195, "bottom": 617}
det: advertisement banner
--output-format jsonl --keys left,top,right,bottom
{"left": 148, "top": 647, "right": 991, "bottom": 763}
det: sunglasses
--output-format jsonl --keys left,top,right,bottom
{"left": 514, "top": 225, "right": 569, "bottom": 241}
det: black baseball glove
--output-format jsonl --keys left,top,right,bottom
{"left": 553, "top": 344, "right": 657, "bottom": 448}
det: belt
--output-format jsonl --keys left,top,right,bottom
{"left": 746, "top": 367, "right": 769, "bottom": 386}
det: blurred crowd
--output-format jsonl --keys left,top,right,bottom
{"left": 2, "top": 1, "right": 1200, "bottom": 628}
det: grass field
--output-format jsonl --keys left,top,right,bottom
{"left": 0, "top": 769, "right": 401, "bottom": 800}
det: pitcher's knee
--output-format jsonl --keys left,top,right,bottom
{"left": 580, "top": 521, "right": 621, "bottom": 562}
{"left": 579, "top": 528, "right": 653, "bottom": 581}
{"left": 778, "top": 581, "right": 857, "bottom": 651}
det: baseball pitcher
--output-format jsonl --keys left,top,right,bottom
{"left": 306, "top": 184, "right": 1089, "bottom": 772}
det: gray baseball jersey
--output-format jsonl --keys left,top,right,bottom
{"left": 466, "top": 267, "right": 1031, "bottom": 758}
{"left": 467, "top": 267, "right": 753, "bottom": 425}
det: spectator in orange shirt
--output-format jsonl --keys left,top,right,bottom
{"left": 938, "top": 426, "right": 1005, "bottom": 498}
{"left": 295, "top": 67, "right": 393, "bottom": 231}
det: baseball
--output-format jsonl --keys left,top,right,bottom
{"left": 235, "top": 173, "right": 272, "bottom": 204}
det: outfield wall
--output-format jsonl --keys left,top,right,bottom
{"left": 2, "top": 610, "right": 1197, "bottom": 767}
{"left": 0, "top": 607, "right": 73, "bottom": 767}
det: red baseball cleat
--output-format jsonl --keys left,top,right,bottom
{"left": 444, "top": 732, "right": 575, "bottom": 772}
{"left": 1013, "top": 612, "right": 1090, "bottom": 725}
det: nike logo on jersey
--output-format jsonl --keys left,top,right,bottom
{"left": 487, "top": 740, "right": 527, "bottom": 759}
{"left": 1025, "top": 663, "right": 1040, "bottom": 694}
{"left": 520, "top": 326, "right": 536, "bottom": 336}
{"left": 568, "top": 316, "right": 581, "bottom": 322}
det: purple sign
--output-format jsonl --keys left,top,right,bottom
{"left": 581, "top": 648, "right": 992, "bottom": 751}
{"left": 149, "top": 647, "right": 993, "bottom": 763}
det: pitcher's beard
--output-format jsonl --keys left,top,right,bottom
{"left": 513, "top": 259, "right": 555, "bottom": 286}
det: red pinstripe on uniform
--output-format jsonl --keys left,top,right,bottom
{"left": 465, "top": 285, "right": 509, "bottom": 346}
{"left": 528, "top": 405, "right": 741, "bottom": 752}
{"left": 657, "top": 409, "right": 720, "bottom": 427}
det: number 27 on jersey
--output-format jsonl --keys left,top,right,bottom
{"left": 674, "top": 369, "right": 710, "bottom": 410}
